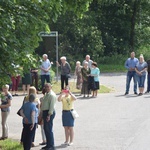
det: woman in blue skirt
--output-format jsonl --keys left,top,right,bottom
{"left": 58, "top": 87, "right": 77, "bottom": 146}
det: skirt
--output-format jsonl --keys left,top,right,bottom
{"left": 62, "top": 110, "right": 74, "bottom": 127}
{"left": 94, "top": 81, "right": 100, "bottom": 90}
{"left": 22, "top": 73, "right": 32, "bottom": 85}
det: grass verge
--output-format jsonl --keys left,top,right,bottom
{"left": 51, "top": 81, "right": 112, "bottom": 94}
{"left": 0, "top": 139, "right": 22, "bottom": 150}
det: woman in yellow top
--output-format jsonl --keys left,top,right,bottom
{"left": 58, "top": 88, "right": 76, "bottom": 146}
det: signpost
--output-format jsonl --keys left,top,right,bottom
{"left": 38, "top": 31, "right": 59, "bottom": 82}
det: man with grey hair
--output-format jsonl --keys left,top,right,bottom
{"left": 82, "top": 55, "right": 93, "bottom": 69}
{"left": 40, "top": 54, "right": 51, "bottom": 89}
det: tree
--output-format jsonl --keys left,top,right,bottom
{"left": 0, "top": 0, "right": 92, "bottom": 86}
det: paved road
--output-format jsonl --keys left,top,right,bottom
{"left": 1, "top": 73, "right": 150, "bottom": 150}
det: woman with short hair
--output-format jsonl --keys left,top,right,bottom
{"left": 56, "top": 56, "right": 71, "bottom": 90}
{"left": 20, "top": 94, "right": 38, "bottom": 150}
{"left": 81, "top": 62, "right": 91, "bottom": 97}
{"left": 74, "top": 61, "right": 83, "bottom": 90}
{"left": 90, "top": 62, "right": 100, "bottom": 97}
{"left": 0, "top": 84, "right": 12, "bottom": 140}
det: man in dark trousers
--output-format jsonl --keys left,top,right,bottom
{"left": 145, "top": 59, "right": 150, "bottom": 93}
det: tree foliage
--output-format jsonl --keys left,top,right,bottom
{"left": 0, "top": 0, "right": 92, "bottom": 86}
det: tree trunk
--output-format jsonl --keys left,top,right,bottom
{"left": 130, "top": 0, "right": 140, "bottom": 51}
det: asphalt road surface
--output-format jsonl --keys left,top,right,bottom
{"left": 1, "top": 73, "right": 150, "bottom": 150}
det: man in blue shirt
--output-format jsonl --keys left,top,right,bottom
{"left": 124, "top": 52, "right": 139, "bottom": 95}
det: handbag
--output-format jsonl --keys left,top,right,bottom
{"left": 66, "top": 74, "right": 71, "bottom": 78}
{"left": 70, "top": 110, "right": 79, "bottom": 119}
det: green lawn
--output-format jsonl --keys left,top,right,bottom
{"left": 51, "top": 81, "right": 112, "bottom": 94}
{"left": 0, "top": 139, "right": 22, "bottom": 150}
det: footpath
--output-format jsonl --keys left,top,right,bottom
{"left": 1, "top": 73, "right": 150, "bottom": 150}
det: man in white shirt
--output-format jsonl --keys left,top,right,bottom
{"left": 40, "top": 54, "right": 51, "bottom": 89}
{"left": 82, "top": 55, "right": 93, "bottom": 69}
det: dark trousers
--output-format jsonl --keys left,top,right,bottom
{"left": 31, "top": 73, "right": 38, "bottom": 90}
{"left": 22, "top": 123, "right": 37, "bottom": 150}
{"left": 61, "top": 75, "right": 68, "bottom": 90}
{"left": 41, "top": 75, "right": 50, "bottom": 89}
{"left": 43, "top": 110, "right": 55, "bottom": 148}
{"left": 147, "top": 73, "right": 150, "bottom": 92}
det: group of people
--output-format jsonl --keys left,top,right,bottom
{"left": 10, "top": 54, "right": 51, "bottom": 96}
{"left": 0, "top": 53, "right": 100, "bottom": 150}
{"left": 125, "top": 52, "right": 150, "bottom": 96}
{"left": 0, "top": 83, "right": 77, "bottom": 150}
{"left": 56, "top": 55, "right": 100, "bottom": 98}
{"left": 74, "top": 55, "right": 100, "bottom": 97}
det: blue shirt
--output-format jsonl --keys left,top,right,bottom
{"left": 40, "top": 59, "right": 51, "bottom": 75}
{"left": 125, "top": 57, "right": 139, "bottom": 71}
{"left": 21, "top": 102, "right": 38, "bottom": 124}
{"left": 136, "top": 62, "right": 147, "bottom": 76}
{"left": 90, "top": 67, "right": 100, "bottom": 82}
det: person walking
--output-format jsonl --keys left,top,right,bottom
{"left": 0, "top": 84, "right": 12, "bottom": 140}
{"left": 40, "top": 54, "right": 51, "bottom": 90}
{"left": 20, "top": 94, "right": 38, "bottom": 150}
{"left": 135, "top": 54, "right": 148, "bottom": 96}
{"left": 56, "top": 56, "right": 71, "bottom": 90}
{"left": 58, "top": 88, "right": 77, "bottom": 146}
{"left": 145, "top": 59, "right": 150, "bottom": 93}
{"left": 124, "top": 52, "right": 139, "bottom": 95}
{"left": 41, "top": 83, "right": 56, "bottom": 150}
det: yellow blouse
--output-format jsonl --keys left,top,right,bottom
{"left": 62, "top": 95, "right": 74, "bottom": 110}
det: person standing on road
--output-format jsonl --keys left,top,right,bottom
{"left": 145, "top": 59, "right": 150, "bottom": 93}
{"left": 20, "top": 94, "right": 38, "bottom": 150}
{"left": 124, "top": 52, "right": 139, "bottom": 95}
{"left": 56, "top": 56, "right": 71, "bottom": 90}
{"left": 74, "top": 61, "right": 83, "bottom": 90}
{"left": 81, "top": 62, "right": 91, "bottom": 97}
{"left": 89, "top": 62, "right": 100, "bottom": 97}
{"left": 40, "top": 54, "right": 51, "bottom": 90}
{"left": 20, "top": 86, "right": 40, "bottom": 147}
{"left": 135, "top": 54, "right": 147, "bottom": 96}
{"left": 0, "top": 84, "right": 12, "bottom": 140}
{"left": 82, "top": 55, "right": 93, "bottom": 69}
{"left": 41, "top": 83, "right": 56, "bottom": 150}
{"left": 58, "top": 88, "right": 76, "bottom": 146}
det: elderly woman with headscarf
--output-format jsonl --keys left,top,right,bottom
{"left": 56, "top": 56, "right": 71, "bottom": 90}
{"left": 81, "top": 61, "right": 91, "bottom": 97}
{"left": 74, "top": 61, "right": 83, "bottom": 90}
